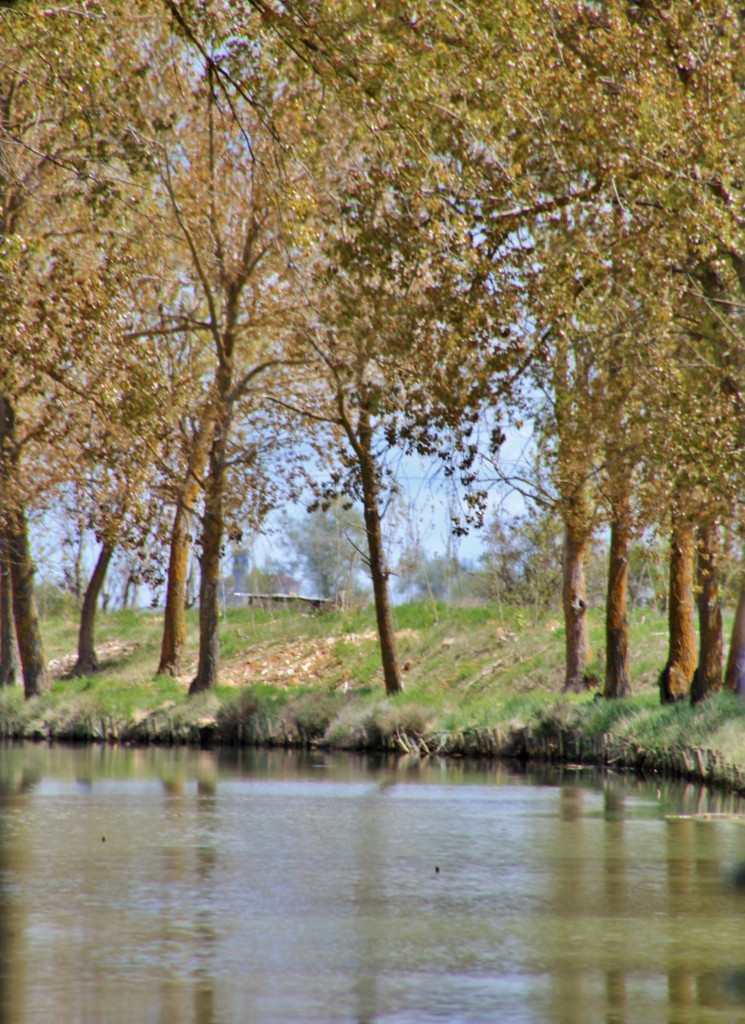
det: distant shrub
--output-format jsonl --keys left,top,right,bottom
{"left": 283, "top": 692, "right": 347, "bottom": 742}
{"left": 37, "top": 581, "right": 79, "bottom": 619}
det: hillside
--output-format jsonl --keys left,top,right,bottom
{"left": 2, "top": 601, "right": 745, "bottom": 793}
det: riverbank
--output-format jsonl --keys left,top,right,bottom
{"left": 1, "top": 601, "right": 745, "bottom": 792}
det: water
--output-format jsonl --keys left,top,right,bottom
{"left": 2, "top": 744, "right": 745, "bottom": 1024}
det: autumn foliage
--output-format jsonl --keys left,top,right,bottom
{"left": 0, "top": 1, "right": 743, "bottom": 703}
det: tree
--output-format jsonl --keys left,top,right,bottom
{"left": 0, "top": 527, "right": 17, "bottom": 685}
{"left": 690, "top": 520, "right": 724, "bottom": 704}
{"left": 65, "top": 464, "right": 166, "bottom": 678}
{"left": 283, "top": 501, "right": 367, "bottom": 605}
{"left": 657, "top": 515, "right": 697, "bottom": 702}
{"left": 128, "top": 6, "right": 310, "bottom": 694}
{"left": 552, "top": 345, "right": 599, "bottom": 694}
{"left": 0, "top": 0, "right": 168, "bottom": 696}
{"left": 0, "top": 396, "right": 48, "bottom": 697}
{"left": 491, "top": 0, "right": 745, "bottom": 699}
{"left": 287, "top": 157, "right": 499, "bottom": 692}
{"left": 157, "top": 414, "right": 214, "bottom": 676}
{"left": 0, "top": 3, "right": 77, "bottom": 697}
{"left": 285, "top": 14, "right": 535, "bottom": 692}
{"left": 479, "top": 507, "right": 564, "bottom": 619}
{"left": 725, "top": 552, "right": 745, "bottom": 697}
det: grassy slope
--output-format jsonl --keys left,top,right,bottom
{"left": 1, "top": 601, "right": 745, "bottom": 780}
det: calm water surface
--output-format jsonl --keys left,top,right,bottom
{"left": 2, "top": 744, "right": 745, "bottom": 1023}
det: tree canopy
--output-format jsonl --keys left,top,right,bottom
{"left": 1, "top": 0, "right": 743, "bottom": 704}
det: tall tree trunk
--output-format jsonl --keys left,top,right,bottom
{"left": 659, "top": 515, "right": 697, "bottom": 703}
{"left": 603, "top": 485, "right": 632, "bottom": 698}
{"left": 0, "top": 523, "right": 18, "bottom": 686}
{"left": 358, "top": 405, "right": 403, "bottom": 696}
{"left": 158, "top": 501, "right": 193, "bottom": 676}
{"left": 6, "top": 501, "right": 49, "bottom": 698}
{"left": 189, "top": 397, "right": 228, "bottom": 695}
{"left": 690, "top": 520, "right": 723, "bottom": 704}
{"left": 562, "top": 520, "right": 591, "bottom": 693}
{"left": 725, "top": 572, "right": 745, "bottom": 697}
{"left": 71, "top": 540, "right": 115, "bottom": 677}
{"left": 157, "top": 417, "right": 214, "bottom": 677}
{"left": 189, "top": 468, "right": 223, "bottom": 695}
{"left": 0, "top": 395, "right": 48, "bottom": 699}
{"left": 360, "top": 477, "right": 403, "bottom": 697}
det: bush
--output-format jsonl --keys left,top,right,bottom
{"left": 282, "top": 691, "right": 348, "bottom": 742}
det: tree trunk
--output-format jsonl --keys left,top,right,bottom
{"left": 0, "top": 394, "right": 48, "bottom": 699}
{"left": 189, "top": 470, "right": 222, "bottom": 695}
{"left": 690, "top": 520, "right": 723, "bottom": 704}
{"left": 189, "top": 399, "right": 228, "bottom": 695}
{"left": 358, "top": 406, "right": 403, "bottom": 696}
{"left": 659, "top": 515, "right": 697, "bottom": 703}
{"left": 71, "top": 540, "right": 115, "bottom": 677}
{"left": 725, "top": 573, "right": 745, "bottom": 697}
{"left": 158, "top": 417, "right": 214, "bottom": 677}
{"left": 0, "top": 523, "right": 18, "bottom": 686}
{"left": 603, "top": 488, "right": 632, "bottom": 698}
{"left": 6, "top": 501, "right": 49, "bottom": 698}
{"left": 562, "top": 520, "right": 591, "bottom": 693}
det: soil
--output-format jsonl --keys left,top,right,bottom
{"left": 48, "top": 640, "right": 138, "bottom": 680}
{"left": 176, "top": 631, "right": 386, "bottom": 690}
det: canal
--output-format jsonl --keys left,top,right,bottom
{"left": 1, "top": 744, "right": 745, "bottom": 1023}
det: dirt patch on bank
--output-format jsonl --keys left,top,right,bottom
{"left": 212, "top": 630, "right": 370, "bottom": 688}
{"left": 176, "top": 631, "right": 417, "bottom": 690}
{"left": 218, "top": 635, "right": 361, "bottom": 689}
{"left": 48, "top": 640, "right": 138, "bottom": 680}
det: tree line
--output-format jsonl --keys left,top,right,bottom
{"left": 0, "top": 1, "right": 742, "bottom": 705}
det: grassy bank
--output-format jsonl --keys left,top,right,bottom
{"left": 2, "top": 601, "right": 745, "bottom": 791}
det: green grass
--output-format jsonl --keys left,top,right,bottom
{"left": 1, "top": 601, "right": 744, "bottom": 785}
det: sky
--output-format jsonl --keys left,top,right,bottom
{"left": 29, "top": 424, "right": 535, "bottom": 609}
